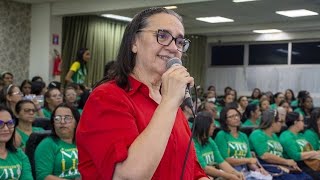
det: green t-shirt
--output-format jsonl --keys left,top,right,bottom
{"left": 0, "top": 148, "right": 32, "bottom": 180}
{"left": 193, "top": 137, "right": 224, "bottom": 168}
{"left": 249, "top": 129, "right": 283, "bottom": 157}
{"left": 214, "top": 130, "right": 251, "bottom": 159}
{"left": 70, "top": 61, "right": 87, "bottom": 84}
{"left": 16, "top": 127, "right": 44, "bottom": 149}
{"left": 304, "top": 129, "right": 320, "bottom": 151}
{"left": 291, "top": 100, "right": 298, "bottom": 108}
{"left": 279, "top": 130, "right": 313, "bottom": 161}
{"left": 242, "top": 118, "right": 261, "bottom": 127}
{"left": 42, "top": 108, "right": 52, "bottom": 119}
{"left": 249, "top": 99, "right": 260, "bottom": 106}
{"left": 270, "top": 103, "right": 277, "bottom": 110}
{"left": 35, "top": 137, "right": 80, "bottom": 180}
{"left": 294, "top": 108, "right": 306, "bottom": 117}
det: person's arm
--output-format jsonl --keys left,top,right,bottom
{"left": 300, "top": 151, "right": 320, "bottom": 160}
{"left": 35, "top": 138, "right": 58, "bottom": 180}
{"left": 218, "top": 162, "right": 244, "bottom": 180}
{"left": 18, "top": 149, "right": 33, "bottom": 179}
{"left": 65, "top": 70, "right": 74, "bottom": 83}
{"left": 225, "top": 157, "right": 256, "bottom": 166}
{"left": 65, "top": 62, "right": 79, "bottom": 83}
{"left": 44, "top": 175, "right": 67, "bottom": 180}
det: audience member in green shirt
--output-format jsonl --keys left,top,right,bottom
{"left": 304, "top": 108, "right": 320, "bottom": 150}
{"left": 294, "top": 95, "right": 313, "bottom": 119}
{"left": 35, "top": 103, "right": 80, "bottom": 180}
{"left": 0, "top": 105, "right": 33, "bottom": 179}
{"left": 250, "top": 110, "right": 312, "bottom": 180}
{"left": 42, "top": 88, "right": 63, "bottom": 119}
{"left": 14, "top": 100, "right": 45, "bottom": 150}
{"left": 259, "top": 99, "right": 270, "bottom": 113}
{"left": 270, "top": 92, "right": 285, "bottom": 110}
{"left": 284, "top": 89, "right": 296, "bottom": 108}
{"left": 237, "top": 96, "right": 248, "bottom": 116}
{"left": 280, "top": 112, "right": 320, "bottom": 179}
{"left": 214, "top": 105, "right": 270, "bottom": 179}
{"left": 241, "top": 104, "right": 261, "bottom": 127}
{"left": 192, "top": 112, "right": 244, "bottom": 180}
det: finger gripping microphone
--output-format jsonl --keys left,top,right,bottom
{"left": 166, "top": 57, "right": 193, "bottom": 108}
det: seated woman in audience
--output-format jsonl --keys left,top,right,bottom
{"left": 304, "top": 108, "right": 320, "bottom": 150}
{"left": 0, "top": 105, "right": 33, "bottom": 179}
{"left": 265, "top": 91, "right": 274, "bottom": 104}
{"left": 250, "top": 110, "right": 312, "bottom": 180}
{"left": 237, "top": 96, "right": 248, "bottom": 115}
{"left": 202, "top": 101, "right": 220, "bottom": 127}
{"left": 20, "top": 80, "right": 32, "bottom": 97}
{"left": 64, "top": 86, "right": 80, "bottom": 109}
{"left": 216, "top": 93, "right": 234, "bottom": 116}
{"left": 15, "top": 100, "right": 44, "bottom": 150}
{"left": 250, "top": 88, "right": 261, "bottom": 105}
{"left": 285, "top": 89, "right": 296, "bottom": 107}
{"left": 35, "top": 103, "right": 80, "bottom": 180}
{"left": 292, "top": 90, "right": 309, "bottom": 108}
{"left": 259, "top": 99, "right": 270, "bottom": 112}
{"left": 294, "top": 95, "right": 313, "bottom": 119}
{"left": 242, "top": 104, "right": 261, "bottom": 127}
{"left": 0, "top": 84, "right": 23, "bottom": 117}
{"left": 280, "top": 112, "right": 320, "bottom": 179}
{"left": 42, "top": 88, "right": 63, "bottom": 119}
{"left": 270, "top": 92, "right": 285, "bottom": 110}
{"left": 193, "top": 112, "right": 244, "bottom": 180}
{"left": 279, "top": 100, "right": 292, "bottom": 113}
{"left": 214, "top": 106, "right": 270, "bottom": 179}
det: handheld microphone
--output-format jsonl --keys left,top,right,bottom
{"left": 166, "top": 57, "right": 193, "bottom": 108}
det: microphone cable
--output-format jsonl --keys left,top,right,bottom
{"left": 180, "top": 84, "right": 198, "bottom": 180}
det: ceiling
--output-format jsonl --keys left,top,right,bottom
{"left": 14, "top": 0, "right": 320, "bottom": 37}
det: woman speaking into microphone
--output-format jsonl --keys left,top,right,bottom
{"left": 76, "top": 7, "right": 208, "bottom": 180}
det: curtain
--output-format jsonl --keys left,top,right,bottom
{"left": 184, "top": 35, "right": 207, "bottom": 88}
{"left": 61, "top": 15, "right": 127, "bottom": 87}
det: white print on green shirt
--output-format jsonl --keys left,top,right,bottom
{"left": 203, "top": 152, "right": 215, "bottom": 166}
{"left": 296, "top": 139, "right": 312, "bottom": 152}
{"left": 0, "top": 164, "right": 21, "bottom": 179}
{"left": 228, "top": 142, "right": 248, "bottom": 158}
{"left": 59, "top": 148, "right": 79, "bottom": 178}
{"left": 267, "top": 140, "right": 283, "bottom": 157}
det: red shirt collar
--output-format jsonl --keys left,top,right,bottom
{"left": 128, "top": 75, "right": 150, "bottom": 97}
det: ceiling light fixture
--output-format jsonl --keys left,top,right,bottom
{"left": 253, "top": 29, "right": 282, "bottom": 34}
{"left": 164, "top": 6, "right": 177, "bottom": 9}
{"left": 276, "top": 9, "right": 318, "bottom": 17}
{"left": 233, "top": 0, "right": 260, "bottom": 2}
{"left": 196, "top": 16, "right": 234, "bottom": 23}
{"left": 101, "top": 14, "right": 132, "bottom": 22}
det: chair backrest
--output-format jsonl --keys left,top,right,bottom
{"left": 33, "top": 117, "right": 52, "bottom": 130}
{"left": 25, "top": 130, "right": 51, "bottom": 179}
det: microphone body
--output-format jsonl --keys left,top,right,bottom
{"left": 166, "top": 58, "right": 193, "bottom": 108}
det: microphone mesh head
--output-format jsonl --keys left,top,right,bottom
{"left": 166, "top": 57, "right": 182, "bottom": 70}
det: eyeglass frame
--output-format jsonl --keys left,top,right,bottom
{"left": 53, "top": 115, "right": 74, "bottom": 123}
{"left": 136, "top": 29, "right": 191, "bottom": 52}
{"left": 23, "top": 108, "right": 37, "bottom": 113}
{"left": 0, "top": 119, "right": 15, "bottom": 129}
{"left": 226, "top": 113, "right": 241, "bottom": 119}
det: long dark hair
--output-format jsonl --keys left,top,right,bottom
{"left": 192, "top": 111, "right": 213, "bottom": 145}
{"left": 307, "top": 108, "right": 320, "bottom": 137}
{"left": 242, "top": 103, "right": 259, "bottom": 122}
{"left": 50, "top": 103, "right": 80, "bottom": 143}
{"left": 76, "top": 47, "right": 89, "bottom": 73}
{"left": 0, "top": 105, "right": 17, "bottom": 152}
{"left": 94, "top": 7, "right": 182, "bottom": 90}
{"left": 220, "top": 105, "right": 241, "bottom": 132}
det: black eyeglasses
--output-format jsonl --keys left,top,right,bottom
{"left": 0, "top": 119, "right": 15, "bottom": 129}
{"left": 53, "top": 115, "right": 73, "bottom": 123}
{"left": 136, "top": 29, "right": 190, "bottom": 52}
{"left": 23, "top": 108, "right": 36, "bottom": 113}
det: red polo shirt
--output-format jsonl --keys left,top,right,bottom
{"left": 76, "top": 76, "right": 206, "bottom": 180}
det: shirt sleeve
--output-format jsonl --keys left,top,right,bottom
{"left": 193, "top": 140, "right": 207, "bottom": 168}
{"left": 304, "top": 130, "right": 318, "bottom": 151}
{"left": 280, "top": 132, "right": 302, "bottom": 161}
{"left": 249, "top": 130, "right": 268, "bottom": 157}
{"left": 210, "top": 139, "right": 224, "bottom": 165}
{"left": 17, "top": 148, "right": 33, "bottom": 180}
{"left": 35, "top": 138, "right": 56, "bottom": 180}
{"left": 76, "top": 87, "right": 139, "bottom": 180}
{"left": 214, "top": 131, "right": 229, "bottom": 159}
{"left": 70, "top": 62, "right": 80, "bottom": 72}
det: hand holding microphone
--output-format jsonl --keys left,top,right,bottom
{"left": 161, "top": 57, "right": 194, "bottom": 108}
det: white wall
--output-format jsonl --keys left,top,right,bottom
{"left": 29, "top": 3, "right": 51, "bottom": 84}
